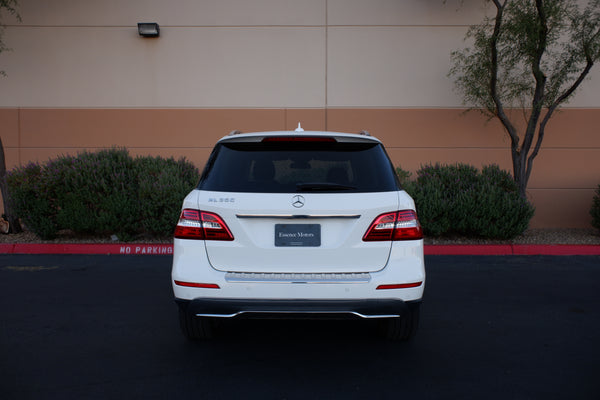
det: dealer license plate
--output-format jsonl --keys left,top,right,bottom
{"left": 275, "top": 224, "right": 321, "bottom": 247}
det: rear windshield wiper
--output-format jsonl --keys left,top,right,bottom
{"left": 296, "top": 183, "right": 357, "bottom": 192}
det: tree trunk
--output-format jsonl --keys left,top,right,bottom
{"left": 0, "top": 136, "right": 22, "bottom": 233}
{"left": 514, "top": 163, "right": 529, "bottom": 200}
{"left": 511, "top": 148, "right": 527, "bottom": 200}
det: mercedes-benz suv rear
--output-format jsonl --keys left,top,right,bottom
{"left": 172, "top": 127, "right": 425, "bottom": 341}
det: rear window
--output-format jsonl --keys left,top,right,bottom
{"left": 198, "top": 140, "right": 400, "bottom": 193}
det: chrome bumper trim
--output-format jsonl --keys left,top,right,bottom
{"left": 195, "top": 310, "right": 399, "bottom": 319}
{"left": 225, "top": 271, "right": 371, "bottom": 284}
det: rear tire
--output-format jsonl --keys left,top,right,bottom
{"left": 381, "top": 303, "right": 420, "bottom": 341}
{"left": 178, "top": 308, "right": 216, "bottom": 340}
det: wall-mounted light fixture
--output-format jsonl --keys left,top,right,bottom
{"left": 138, "top": 22, "right": 160, "bottom": 38}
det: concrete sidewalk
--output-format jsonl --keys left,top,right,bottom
{"left": 1, "top": 242, "right": 599, "bottom": 256}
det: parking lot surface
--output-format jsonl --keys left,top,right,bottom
{"left": 1, "top": 254, "right": 599, "bottom": 400}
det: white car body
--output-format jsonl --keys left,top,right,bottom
{"left": 172, "top": 129, "right": 425, "bottom": 340}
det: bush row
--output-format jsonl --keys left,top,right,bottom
{"left": 6, "top": 148, "right": 199, "bottom": 240}
{"left": 398, "top": 163, "right": 535, "bottom": 240}
{"left": 8, "top": 151, "right": 576, "bottom": 240}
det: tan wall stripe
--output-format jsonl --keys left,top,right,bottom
{"left": 1, "top": 107, "right": 598, "bottom": 229}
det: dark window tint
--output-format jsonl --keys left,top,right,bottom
{"left": 198, "top": 140, "right": 400, "bottom": 193}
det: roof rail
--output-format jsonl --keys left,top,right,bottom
{"left": 358, "top": 130, "right": 370, "bottom": 136}
{"left": 228, "top": 130, "right": 242, "bottom": 136}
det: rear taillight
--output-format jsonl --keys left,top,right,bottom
{"left": 362, "top": 210, "right": 423, "bottom": 241}
{"left": 174, "top": 209, "right": 234, "bottom": 241}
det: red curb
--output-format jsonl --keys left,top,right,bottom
{"left": 424, "top": 244, "right": 600, "bottom": 256}
{"left": 424, "top": 245, "right": 514, "bottom": 255}
{"left": 0, "top": 243, "right": 174, "bottom": 255}
{"left": 511, "top": 244, "right": 600, "bottom": 256}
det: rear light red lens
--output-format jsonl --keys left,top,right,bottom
{"left": 182, "top": 209, "right": 200, "bottom": 220}
{"left": 174, "top": 280, "right": 220, "bottom": 289}
{"left": 262, "top": 136, "right": 336, "bottom": 143}
{"left": 174, "top": 209, "right": 234, "bottom": 241}
{"left": 363, "top": 210, "right": 423, "bottom": 241}
{"left": 363, "top": 212, "right": 397, "bottom": 241}
{"left": 392, "top": 210, "right": 424, "bottom": 240}
{"left": 376, "top": 282, "right": 423, "bottom": 290}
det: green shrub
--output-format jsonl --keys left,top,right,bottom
{"left": 395, "top": 166, "right": 412, "bottom": 187}
{"left": 591, "top": 185, "right": 600, "bottom": 231}
{"left": 405, "top": 163, "right": 534, "bottom": 239}
{"left": 5, "top": 162, "right": 58, "bottom": 239}
{"left": 51, "top": 149, "right": 139, "bottom": 238}
{"left": 6, "top": 148, "right": 200, "bottom": 240}
{"left": 135, "top": 156, "right": 200, "bottom": 236}
{"left": 404, "top": 177, "right": 452, "bottom": 236}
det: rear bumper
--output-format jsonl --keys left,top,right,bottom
{"left": 175, "top": 297, "right": 421, "bottom": 319}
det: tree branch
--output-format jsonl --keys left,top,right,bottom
{"left": 528, "top": 57, "right": 595, "bottom": 178}
{"left": 521, "top": 0, "right": 549, "bottom": 160}
{"left": 552, "top": 60, "right": 594, "bottom": 110}
{"left": 489, "top": 0, "right": 519, "bottom": 149}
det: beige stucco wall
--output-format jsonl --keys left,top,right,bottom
{"left": 0, "top": 0, "right": 599, "bottom": 229}
{"left": 2, "top": 0, "right": 599, "bottom": 108}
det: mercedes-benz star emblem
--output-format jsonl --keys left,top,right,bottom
{"left": 292, "top": 195, "right": 305, "bottom": 208}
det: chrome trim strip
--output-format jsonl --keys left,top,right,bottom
{"left": 196, "top": 312, "right": 243, "bottom": 318}
{"left": 225, "top": 272, "right": 371, "bottom": 283}
{"left": 195, "top": 311, "right": 399, "bottom": 319}
{"left": 236, "top": 214, "right": 360, "bottom": 219}
{"left": 350, "top": 312, "right": 400, "bottom": 319}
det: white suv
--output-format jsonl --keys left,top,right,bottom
{"left": 171, "top": 127, "right": 425, "bottom": 341}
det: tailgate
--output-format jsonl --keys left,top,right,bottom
{"left": 200, "top": 192, "right": 400, "bottom": 273}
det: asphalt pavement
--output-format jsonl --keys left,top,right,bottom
{"left": 1, "top": 254, "right": 599, "bottom": 400}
